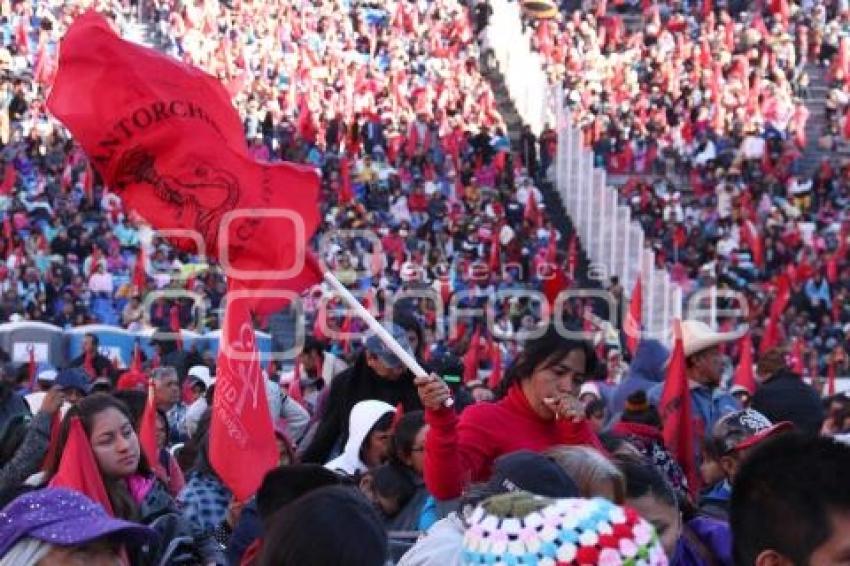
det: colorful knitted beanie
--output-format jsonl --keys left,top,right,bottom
{"left": 462, "top": 492, "right": 668, "bottom": 565}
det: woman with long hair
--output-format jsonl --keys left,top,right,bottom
{"left": 416, "top": 324, "right": 602, "bottom": 500}
{"left": 45, "top": 393, "right": 223, "bottom": 565}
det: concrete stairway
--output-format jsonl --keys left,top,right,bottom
{"left": 479, "top": 50, "right": 594, "bottom": 284}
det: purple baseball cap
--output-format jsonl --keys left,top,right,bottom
{"left": 0, "top": 488, "right": 157, "bottom": 556}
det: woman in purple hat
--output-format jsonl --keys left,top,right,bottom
{"left": 0, "top": 487, "right": 156, "bottom": 565}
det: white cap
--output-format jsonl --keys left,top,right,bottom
{"left": 188, "top": 365, "right": 213, "bottom": 388}
{"left": 37, "top": 369, "right": 57, "bottom": 383}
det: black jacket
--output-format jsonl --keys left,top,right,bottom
{"left": 751, "top": 369, "right": 825, "bottom": 436}
{"left": 301, "top": 352, "right": 423, "bottom": 464}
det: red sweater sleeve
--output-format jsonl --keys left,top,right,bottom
{"left": 423, "top": 405, "right": 497, "bottom": 500}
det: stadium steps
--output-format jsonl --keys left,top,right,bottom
{"left": 799, "top": 62, "right": 850, "bottom": 173}
{"left": 479, "top": 50, "right": 593, "bottom": 285}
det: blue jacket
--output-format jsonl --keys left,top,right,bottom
{"left": 610, "top": 339, "right": 669, "bottom": 415}
{"left": 674, "top": 517, "right": 733, "bottom": 566}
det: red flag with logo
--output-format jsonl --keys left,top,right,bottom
{"left": 733, "top": 333, "right": 757, "bottom": 394}
{"left": 209, "top": 292, "right": 279, "bottom": 501}
{"left": 626, "top": 275, "right": 642, "bottom": 356}
{"left": 50, "top": 417, "right": 114, "bottom": 515}
{"left": 659, "top": 320, "right": 699, "bottom": 497}
{"left": 47, "top": 12, "right": 321, "bottom": 307}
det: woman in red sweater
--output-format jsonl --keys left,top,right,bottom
{"left": 415, "top": 326, "right": 603, "bottom": 500}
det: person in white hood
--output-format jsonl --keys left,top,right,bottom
{"left": 325, "top": 400, "right": 396, "bottom": 477}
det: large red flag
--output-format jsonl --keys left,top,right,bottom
{"left": 139, "top": 379, "right": 163, "bottom": 478}
{"left": 209, "top": 291, "right": 278, "bottom": 501}
{"left": 47, "top": 12, "right": 320, "bottom": 295}
{"left": 50, "top": 417, "right": 114, "bottom": 515}
{"left": 733, "top": 333, "right": 757, "bottom": 394}
{"left": 658, "top": 320, "right": 699, "bottom": 497}
{"left": 626, "top": 275, "right": 642, "bottom": 356}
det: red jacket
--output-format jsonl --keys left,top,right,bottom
{"left": 424, "top": 385, "right": 603, "bottom": 500}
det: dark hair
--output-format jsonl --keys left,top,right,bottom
{"left": 393, "top": 313, "right": 423, "bottom": 357}
{"left": 259, "top": 485, "right": 387, "bottom": 566}
{"left": 301, "top": 336, "right": 327, "bottom": 356}
{"left": 497, "top": 324, "right": 597, "bottom": 397}
{"left": 585, "top": 398, "right": 607, "bottom": 419}
{"left": 617, "top": 459, "right": 678, "bottom": 509}
{"left": 46, "top": 393, "right": 151, "bottom": 520}
{"left": 389, "top": 410, "right": 426, "bottom": 466}
{"left": 256, "top": 464, "right": 342, "bottom": 524}
{"left": 620, "top": 391, "right": 662, "bottom": 428}
{"left": 85, "top": 333, "right": 99, "bottom": 348}
{"left": 112, "top": 390, "right": 147, "bottom": 426}
{"left": 731, "top": 433, "right": 850, "bottom": 565}
{"left": 359, "top": 411, "right": 395, "bottom": 464}
{"left": 371, "top": 463, "right": 416, "bottom": 515}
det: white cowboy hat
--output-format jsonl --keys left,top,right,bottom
{"left": 673, "top": 320, "right": 744, "bottom": 358}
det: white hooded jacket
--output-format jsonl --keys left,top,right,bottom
{"left": 324, "top": 399, "right": 395, "bottom": 476}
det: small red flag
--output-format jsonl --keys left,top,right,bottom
{"left": 139, "top": 379, "right": 163, "bottom": 478}
{"left": 487, "top": 336, "right": 502, "bottom": 391}
{"left": 27, "top": 346, "right": 37, "bottom": 392}
{"left": 132, "top": 249, "right": 146, "bottom": 294}
{"left": 659, "top": 320, "right": 699, "bottom": 497}
{"left": 209, "top": 291, "right": 278, "bottom": 501}
{"left": 760, "top": 285, "right": 790, "bottom": 354}
{"left": 489, "top": 229, "right": 501, "bottom": 274}
{"left": 50, "top": 417, "right": 114, "bottom": 515}
{"left": 524, "top": 191, "right": 541, "bottom": 229}
{"left": 339, "top": 155, "right": 354, "bottom": 205}
{"left": 626, "top": 275, "right": 642, "bottom": 356}
{"left": 0, "top": 162, "right": 16, "bottom": 195}
{"left": 542, "top": 264, "right": 569, "bottom": 313}
{"left": 463, "top": 326, "right": 482, "bottom": 384}
{"left": 828, "top": 358, "right": 837, "bottom": 396}
{"left": 790, "top": 338, "right": 805, "bottom": 375}
{"left": 740, "top": 220, "right": 764, "bottom": 269}
{"left": 733, "top": 333, "right": 757, "bottom": 394}
{"left": 288, "top": 358, "right": 306, "bottom": 408}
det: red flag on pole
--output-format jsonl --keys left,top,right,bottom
{"left": 47, "top": 12, "right": 321, "bottom": 302}
{"left": 626, "top": 275, "right": 642, "bottom": 356}
{"left": 49, "top": 418, "right": 114, "bottom": 516}
{"left": 740, "top": 220, "right": 764, "bottom": 269}
{"left": 209, "top": 292, "right": 279, "bottom": 501}
{"left": 733, "top": 333, "right": 757, "bottom": 394}
{"left": 463, "top": 326, "right": 481, "bottom": 383}
{"left": 658, "top": 320, "right": 699, "bottom": 497}
{"left": 139, "top": 379, "right": 163, "bottom": 478}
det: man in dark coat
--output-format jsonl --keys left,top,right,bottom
{"left": 301, "top": 324, "right": 423, "bottom": 464}
{"left": 751, "top": 348, "right": 825, "bottom": 436}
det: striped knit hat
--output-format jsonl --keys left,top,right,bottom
{"left": 462, "top": 493, "right": 668, "bottom": 565}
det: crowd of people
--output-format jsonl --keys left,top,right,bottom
{"left": 515, "top": 0, "right": 850, "bottom": 380}
{"left": 0, "top": 0, "right": 847, "bottom": 564}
